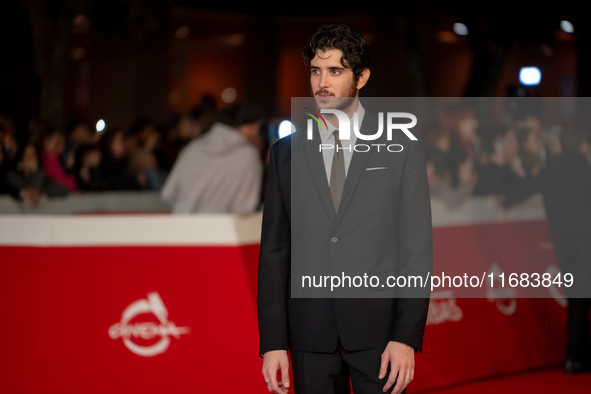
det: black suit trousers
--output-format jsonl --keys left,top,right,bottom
{"left": 290, "top": 339, "right": 406, "bottom": 394}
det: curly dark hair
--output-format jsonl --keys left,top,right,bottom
{"left": 302, "top": 24, "right": 371, "bottom": 80}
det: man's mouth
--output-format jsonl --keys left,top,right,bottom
{"left": 315, "top": 91, "right": 333, "bottom": 97}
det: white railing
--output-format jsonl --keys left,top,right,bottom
{"left": 0, "top": 191, "right": 170, "bottom": 214}
{"left": 0, "top": 193, "right": 546, "bottom": 246}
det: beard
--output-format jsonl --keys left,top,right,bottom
{"left": 312, "top": 77, "right": 358, "bottom": 111}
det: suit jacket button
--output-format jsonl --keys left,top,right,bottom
{"left": 331, "top": 237, "right": 338, "bottom": 243}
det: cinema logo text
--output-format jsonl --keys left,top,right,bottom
{"left": 108, "top": 292, "right": 190, "bottom": 357}
{"left": 304, "top": 107, "right": 417, "bottom": 152}
{"left": 426, "top": 291, "right": 463, "bottom": 326}
{"left": 486, "top": 263, "right": 517, "bottom": 316}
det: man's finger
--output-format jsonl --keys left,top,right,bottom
{"left": 263, "top": 364, "right": 280, "bottom": 393}
{"left": 378, "top": 352, "right": 390, "bottom": 380}
{"left": 262, "top": 368, "right": 273, "bottom": 392}
{"left": 391, "top": 365, "right": 407, "bottom": 394}
{"left": 268, "top": 369, "right": 281, "bottom": 394}
{"left": 280, "top": 358, "right": 290, "bottom": 392}
{"left": 382, "top": 363, "right": 399, "bottom": 392}
{"left": 405, "top": 366, "right": 414, "bottom": 390}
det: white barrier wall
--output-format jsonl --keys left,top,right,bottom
{"left": 0, "top": 193, "right": 546, "bottom": 246}
{"left": 0, "top": 192, "right": 562, "bottom": 394}
{"left": 0, "top": 192, "right": 171, "bottom": 214}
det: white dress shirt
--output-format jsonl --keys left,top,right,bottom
{"left": 317, "top": 102, "right": 365, "bottom": 184}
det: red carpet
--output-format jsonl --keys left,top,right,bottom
{"left": 416, "top": 366, "right": 591, "bottom": 393}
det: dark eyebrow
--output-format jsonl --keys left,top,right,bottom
{"left": 309, "top": 66, "right": 346, "bottom": 71}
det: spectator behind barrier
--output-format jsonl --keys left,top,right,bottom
{"left": 75, "top": 144, "right": 104, "bottom": 191}
{"left": 515, "top": 121, "right": 544, "bottom": 178}
{"left": 127, "top": 118, "right": 167, "bottom": 190}
{"left": 439, "top": 102, "right": 482, "bottom": 188}
{"left": 39, "top": 125, "right": 77, "bottom": 192}
{"left": 98, "top": 127, "right": 146, "bottom": 191}
{"left": 158, "top": 97, "right": 217, "bottom": 173}
{"left": 6, "top": 143, "right": 68, "bottom": 207}
{"left": 161, "top": 101, "right": 264, "bottom": 214}
{"left": 474, "top": 125, "right": 529, "bottom": 196}
{"left": 424, "top": 126, "right": 477, "bottom": 209}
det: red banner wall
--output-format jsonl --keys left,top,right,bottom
{"left": 0, "top": 219, "right": 569, "bottom": 393}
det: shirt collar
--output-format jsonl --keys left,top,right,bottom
{"left": 319, "top": 101, "right": 365, "bottom": 143}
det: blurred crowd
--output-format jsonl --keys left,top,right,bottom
{"left": 2, "top": 98, "right": 591, "bottom": 214}
{"left": 421, "top": 102, "right": 591, "bottom": 210}
{"left": 0, "top": 96, "right": 270, "bottom": 212}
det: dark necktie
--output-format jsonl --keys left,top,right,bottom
{"left": 330, "top": 129, "right": 345, "bottom": 213}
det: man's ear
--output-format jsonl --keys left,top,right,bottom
{"left": 356, "top": 68, "right": 371, "bottom": 90}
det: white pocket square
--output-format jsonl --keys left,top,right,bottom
{"left": 366, "top": 167, "right": 388, "bottom": 171}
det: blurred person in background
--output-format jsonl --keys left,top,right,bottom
{"left": 500, "top": 129, "right": 591, "bottom": 374}
{"left": 6, "top": 143, "right": 68, "bottom": 203}
{"left": 74, "top": 144, "right": 104, "bottom": 191}
{"left": 21, "top": 118, "right": 42, "bottom": 153}
{"left": 127, "top": 118, "right": 167, "bottom": 190}
{"left": 66, "top": 119, "right": 96, "bottom": 146}
{"left": 424, "top": 126, "right": 477, "bottom": 209}
{"left": 0, "top": 128, "right": 15, "bottom": 196}
{"left": 515, "top": 121, "right": 544, "bottom": 178}
{"left": 1, "top": 147, "right": 38, "bottom": 207}
{"left": 0, "top": 115, "right": 19, "bottom": 163}
{"left": 157, "top": 116, "right": 183, "bottom": 173}
{"left": 178, "top": 96, "right": 217, "bottom": 141}
{"left": 474, "top": 125, "right": 529, "bottom": 195}
{"left": 1, "top": 143, "right": 42, "bottom": 208}
{"left": 240, "top": 117, "right": 267, "bottom": 157}
{"left": 161, "top": 101, "right": 263, "bottom": 214}
{"left": 158, "top": 98, "right": 217, "bottom": 172}
{"left": 439, "top": 103, "right": 482, "bottom": 188}
{"left": 98, "top": 127, "right": 146, "bottom": 190}
{"left": 523, "top": 114, "right": 542, "bottom": 140}
{"left": 426, "top": 147, "right": 477, "bottom": 209}
{"left": 1, "top": 115, "right": 24, "bottom": 199}
{"left": 39, "top": 125, "right": 77, "bottom": 192}
{"left": 59, "top": 119, "right": 94, "bottom": 178}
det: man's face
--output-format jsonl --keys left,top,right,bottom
{"left": 310, "top": 49, "right": 358, "bottom": 110}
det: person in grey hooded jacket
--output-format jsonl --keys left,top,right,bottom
{"left": 161, "top": 102, "right": 263, "bottom": 214}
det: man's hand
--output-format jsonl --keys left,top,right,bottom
{"left": 458, "top": 159, "right": 478, "bottom": 187}
{"left": 262, "top": 350, "right": 290, "bottom": 393}
{"left": 493, "top": 194, "right": 509, "bottom": 218}
{"left": 19, "top": 188, "right": 40, "bottom": 209}
{"left": 379, "top": 341, "right": 414, "bottom": 393}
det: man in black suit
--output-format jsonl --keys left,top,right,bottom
{"left": 501, "top": 132, "right": 591, "bottom": 374}
{"left": 257, "top": 25, "right": 432, "bottom": 394}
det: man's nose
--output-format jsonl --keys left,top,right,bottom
{"left": 319, "top": 72, "right": 330, "bottom": 88}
